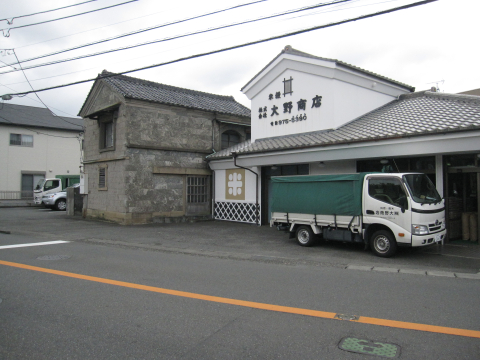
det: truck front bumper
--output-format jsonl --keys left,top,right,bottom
{"left": 412, "top": 230, "right": 447, "bottom": 247}
{"left": 42, "top": 197, "right": 56, "bottom": 206}
{"left": 34, "top": 196, "right": 43, "bottom": 205}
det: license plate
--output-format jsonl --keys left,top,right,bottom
{"left": 435, "top": 234, "right": 442, "bottom": 243}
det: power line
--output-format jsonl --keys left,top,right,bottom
{"left": 0, "top": 0, "right": 353, "bottom": 74}
{"left": 0, "top": 0, "right": 269, "bottom": 70}
{"left": 1, "top": 0, "right": 138, "bottom": 37}
{"left": 1, "top": 0, "right": 438, "bottom": 99}
{"left": 0, "top": 79, "right": 80, "bottom": 118}
{"left": 15, "top": 7, "right": 176, "bottom": 50}
{"left": 0, "top": 0, "right": 98, "bottom": 25}
{"left": 2, "top": 0, "right": 387, "bottom": 88}
{"left": 10, "top": 50, "right": 83, "bottom": 128}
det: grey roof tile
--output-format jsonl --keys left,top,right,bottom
{"left": 0, "top": 103, "right": 83, "bottom": 131}
{"left": 208, "top": 91, "right": 480, "bottom": 160}
{"left": 96, "top": 70, "right": 250, "bottom": 118}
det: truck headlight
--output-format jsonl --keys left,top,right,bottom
{"left": 412, "top": 225, "right": 429, "bottom": 235}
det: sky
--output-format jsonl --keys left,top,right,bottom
{"left": 0, "top": 0, "right": 478, "bottom": 119}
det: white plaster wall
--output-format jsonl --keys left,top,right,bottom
{"left": 332, "top": 79, "right": 395, "bottom": 129}
{"left": 0, "top": 125, "right": 82, "bottom": 191}
{"left": 251, "top": 69, "right": 332, "bottom": 141}
{"left": 251, "top": 69, "right": 397, "bottom": 141}
{"left": 214, "top": 167, "right": 259, "bottom": 203}
{"left": 309, "top": 160, "right": 356, "bottom": 175}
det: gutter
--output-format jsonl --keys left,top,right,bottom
{"left": 232, "top": 152, "right": 260, "bottom": 226}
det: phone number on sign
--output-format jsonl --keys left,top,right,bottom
{"left": 270, "top": 113, "right": 307, "bottom": 126}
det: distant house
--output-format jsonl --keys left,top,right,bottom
{"left": 78, "top": 71, "right": 250, "bottom": 224}
{"left": 0, "top": 103, "right": 83, "bottom": 198}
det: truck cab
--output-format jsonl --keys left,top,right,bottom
{"left": 363, "top": 173, "right": 446, "bottom": 256}
{"left": 34, "top": 175, "right": 80, "bottom": 205}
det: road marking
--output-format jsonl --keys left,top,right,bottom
{"left": 0, "top": 260, "right": 479, "bottom": 339}
{"left": 0, "top": 241, "right": 69, "bottom": 249}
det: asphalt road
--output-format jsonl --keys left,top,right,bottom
{"left": 0, "top": 208, "right": 479, "bottom": 359}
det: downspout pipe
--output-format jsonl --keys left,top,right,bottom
{"left": 232, "top": 151, "right": 259, "bottom": 226}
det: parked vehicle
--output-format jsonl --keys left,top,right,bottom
{"left": 270, "top": 173, "right": 446, "bottom": 257}
{"left": 42, "top": 184, "right": 79, "bottom": 211}
{"left": 34, "top": 175, "right": 80, "bottom": 204}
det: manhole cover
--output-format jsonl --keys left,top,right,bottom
{"left": 339, "top": 337, "right": 400, "bottom": 358}
{"left": 36, "top": 255, "right": 71, "bottom": 261}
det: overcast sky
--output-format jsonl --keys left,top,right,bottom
{"left": 0, "top": 0, "right": 478, "bottom": 119}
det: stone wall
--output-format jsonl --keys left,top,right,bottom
{"left": 82, "top": 86, "right": 249, "bottom": 224}
{"left": 125, "top": 101, "right": 213, "bottom": 152}
{"left": 123, "top": 148, "right": 209, "bottom": 220}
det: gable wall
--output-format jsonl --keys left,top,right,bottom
{"left": 246, "top": 57, "right": 410, "bottom": 141}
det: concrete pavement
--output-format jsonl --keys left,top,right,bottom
{"left": 0, "top": 207, "right": 479, "bottom": 277}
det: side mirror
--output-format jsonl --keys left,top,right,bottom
{"left": 399, "top": 197, "right": 407, "bottom": 213}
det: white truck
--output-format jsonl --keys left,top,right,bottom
{"left": 270, "top": 173, "right": 446, "bottom": 257}
{"left": 34, "top": 175, "right": 80, "bottom": 205}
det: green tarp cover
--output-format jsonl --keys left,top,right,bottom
{"left": 270, "top": 173, "right": 368, "bottom": 216}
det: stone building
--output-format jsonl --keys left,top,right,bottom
{"left": 78, "top": 71, "right": 250, "bottom": 224}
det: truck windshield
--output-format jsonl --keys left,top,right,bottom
{"left": 35, "top": 179, "right": 45, "bottom": 190}
{"left": 403, "top": 174, "right": 442, "bottom": 204}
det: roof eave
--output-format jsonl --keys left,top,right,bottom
{"left": 231, "top": 126, "right": 480, "bottom": 157}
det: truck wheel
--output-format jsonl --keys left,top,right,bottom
{"left": 370, "top": 230, "right": 397, "bottom": 257}
{"left": 55, "top": 199, "right": 67, "bottom": 211}
{"left": 296, "top": 226, "right": 316, "bottom": 247}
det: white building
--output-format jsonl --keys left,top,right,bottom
{"left": 0, "top": 103, "right": 83, "bottom": 198}
{"left": 207, "top": 46, "right": 480, "bottom": 242}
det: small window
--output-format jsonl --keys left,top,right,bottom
{"left": 221, "top": 130, "right": 240, "bottom": 150}
{"left": 99, "top": 112, "right": 115, "bottom": 151}
{"left": 187, "top": 176, "right": 208, "bottom": 203}
{"left": 99, "top": 167, "right": 107, "bottom": 190}
{"left": 283, "top": 76, "right": 293, "bottom": 96}
{"left": 10, "top": 133, "right": 33, "bottom": 147}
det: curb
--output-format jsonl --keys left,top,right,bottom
{"left": 346, "top": 265, "right": 480, "bottom": 280}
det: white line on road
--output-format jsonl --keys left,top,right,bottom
{"left": 0, "top": 240, "right": 70, "bottom": 249}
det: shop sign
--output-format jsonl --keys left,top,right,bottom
{"left": 258, "top": 91, "right": 323, "bottom": 127}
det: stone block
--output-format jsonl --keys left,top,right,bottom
{"left": 427, "top": 271, "right": 456, "bottom": 278}
{"left": 372, "top": 267, "right": 399, "bottom": 273}
{"left": 346, "top": 265, "right": 373, "bottom": 271}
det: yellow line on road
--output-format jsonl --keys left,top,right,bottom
{"left": 1, "top": 259, "right": 479, "bottom": 339}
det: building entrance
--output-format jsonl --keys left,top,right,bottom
{"left": 445, "top": 154, "right": 479, "bottom": 243}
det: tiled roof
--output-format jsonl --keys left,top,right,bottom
{"left": 206, "top": 140, "right": 252, "bottom": 159}
{"left": 92, "top": 70, "right": 251, "bottom": 118}
{"left": 242, "top": 46, "right": 415, "bottom": 92}
{"left": 208, "top": 91, "right": 480, "bottom": 159}
{"left": 0, "top": 103, "right": 83, "bottom": 131}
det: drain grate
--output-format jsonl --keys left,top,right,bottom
{"left": 339, "top": 337, "right": 400, "bottom": 358}
{"left": 36, "top": 255, "right": 71, "bottom": 260}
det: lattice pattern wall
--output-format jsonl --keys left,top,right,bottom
{"left": 214, "top": 201, "right": 259, "bottom": 224}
